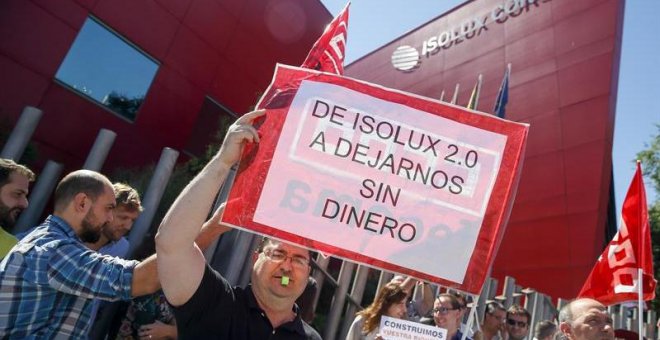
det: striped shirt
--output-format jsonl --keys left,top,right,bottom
{"left": 0, "top": 215, "right": 138, "bottom": 339}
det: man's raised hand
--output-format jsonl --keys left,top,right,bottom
{"left": 217, "top": 109, "right": 266, "bottom": 168}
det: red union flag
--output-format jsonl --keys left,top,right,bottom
{"left": 224, "top": 64, "right": 528, "bottom": 294}
{"left": 300, "top": 3, "right": 349, "bottom": 75}
{"left": 578, "top": 162, "right": 656, "bottom": 305}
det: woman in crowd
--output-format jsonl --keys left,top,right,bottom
{"left": 346, "top": 282, "right": 408, "bottom": 340}
{"left": 116, "top": 290, "right": 177, "bottom": 339}
{"left": 432, "top": 293, "right": 471, "bottom": 340}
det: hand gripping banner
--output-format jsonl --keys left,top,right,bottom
{"left": 223, "top": 64, "right": 528, "bottom": 294}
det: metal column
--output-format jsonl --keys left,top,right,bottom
{"left": 312, "top": 254, "right": 331, "bottom": 310}
{"left": 377, "top": 271, "right": 395, "bottom": 292}
{"left": 82, "top": 129, "right": 116, "bottom": 171}
{"left": 202, "top": 166, "right": 237, "bottom": 261}
{"left": 127, "top": 147, "right": 178, "bottom": 257}
{"left": 499, "top": 276, "right": 516, "bottom": 308}
{"left": 323, "top": 260, "right": 356, "bottom": 340}
{"left": 339, "top": 265, "right": 370, "bottom": 338}
{"left": 14, "top": 160, "right": 63, "bottom": 233}
{"left": 1, "top": 106, "right": 42, "bottom": 160}
{"left": 477, "top": 277, "right": 498, "bottom": 320}
{"left": 224, "top": 231, "right": 257, "bottom": 285}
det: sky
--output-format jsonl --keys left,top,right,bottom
{"left": 319, "top": 0, "right": 659, "bottom": 222}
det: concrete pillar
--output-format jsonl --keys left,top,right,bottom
{"left": 1, "top": 106, "right": 42, "bottom": 160}
{"left": 14, "top": 160, "right": 63, "bottom": 233}
{"left": 543, "top": 294, "right": 556, "bottom": 320}
{"left": 324, "top": 260, "right": 356, "bottom": 340}
{"left": 339, "top": 265, "right": 370, "bottom": 338}
{"left": 127, "top": 147, "right": 178, "bottom": 257}
{"left": 500, "top": 276, "right": 516, "bottom": 308}
{"left": 525, "top": 291, "right": 539, "bottom": 334}
{"left": 645, "top": 309, "right": 656, "bottom": 339}
{"left": 312, "top": 254, "right": 331, "bottom": 310}
{"left": 617, "top": 305, "right": 628, "bottom": 330}
{"left": 513, "top": 284, "right": 523, "bottom": 306}
{"left": 202, "top": 166, "right": 237, "bottom": 261}
{"left": 628, "top": 307, "right": 639, "bottom": 332}
{"left": 608, "top": 305, "right": 620, "bottom": 329}
{"left": 377, "top": 271, "right": 395, "bottom": 292}
{"left": 477, "top": 277, "right": 498, "bottom": 320}
{"left": 211, "top": 166, "right": 259, "bottom": 286}
{"left": 537, "top": 294, "right": 548, "bottom": 321}
{"left": 224, "top": 232, "right": 256, "bottom": 285}
{"left": 237, "top": 235, "right": 260, "bottom": 287}
{"left": 464, "top": 298, "right": 480, "bottom": 340}
{"left": 557, "top": 298, "right": 568, "bottom": 312}
{"left": 82, "top": 129, "right": 116, "bottom": 171}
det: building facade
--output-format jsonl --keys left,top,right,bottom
{"left": 0, "top": 0, "right": 331, "bottom": 170}
{"left": 1, "top": 0, "right": 625, "bottom": 301}
{"left": 346, "top": 0, "right": 623, "bottom": 299}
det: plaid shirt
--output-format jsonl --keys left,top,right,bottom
{"left": 0, "top": 215, "right": 138, "bottom": 339}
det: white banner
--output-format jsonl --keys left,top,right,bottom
{"left": 379, "top": 316, "right": 447, "bottom": 340}
{"left": 224, "top": 65, "right": 529, "bottom": 292}
{"left": 253, "top": 80, "right": 506, "bottom": 283}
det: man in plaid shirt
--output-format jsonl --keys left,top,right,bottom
{"left": 0, "top": 170, "right": 160, "bottom": 339}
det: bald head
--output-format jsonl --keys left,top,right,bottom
{"left": 54, "top": 170, "right": 113, "bottom": 212}
{"left": 559, "top": 298, "right": 613, "bottom": 340}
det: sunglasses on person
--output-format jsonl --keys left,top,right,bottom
{"left": 506, "top": 319, "right": 528, "bottom": 328}
{"left": 433, "top": 307, "right": 458, "bottom": 314}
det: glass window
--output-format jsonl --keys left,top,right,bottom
{"left": 55, "top": 17, "right": 159, "bottom": 121}
{"left": 184, "top": 97, "right": 237, "bottom": 157}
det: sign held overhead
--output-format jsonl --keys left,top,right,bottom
{"left": 223, "top": 64, "right": 528, "bottom": 294}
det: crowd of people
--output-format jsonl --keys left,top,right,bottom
{"left": 0, "top": 109, "right": 627, "bottom": 339}
{"left": 346, "top": 290, "right": 617, "bottom": 340}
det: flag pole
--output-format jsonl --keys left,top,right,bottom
{"left": 636, "top": 160, "right": 643, "bottom": 340}
{"left": 493, "top": 63, "right": 511, "bottom": 118}
{"left": 473, "top": 74, "right": 483, "bottom": 109}
{"left": 461, "top": 293, "right": 480, "bottom": 340}
{"left": 451, "top": 83, "right": 460, "bottom": 104}
{"left": 638, "top": 268, "right": 643, "bottom": 340}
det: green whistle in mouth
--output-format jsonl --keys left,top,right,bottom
{"left": 281, "top": 276, "right": 290, "bottom": 286}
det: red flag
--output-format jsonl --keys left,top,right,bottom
{"left": 300, "top": 3, "right": 349, "bottom": 75}
{"left": 578, "top": 162, "right": 656, "bottom": 305}
{"left": 257, "top": 3, "right": 349, "bottom": 110}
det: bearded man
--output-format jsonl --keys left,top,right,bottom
{"left": 0, "top": 158, "right": 35, "bottom": 259}
{"left": 0, "top": 170, "right": 160, "bottom": 339}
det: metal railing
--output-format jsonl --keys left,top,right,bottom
{"left": 5, "top": 105, "right": 659, "bottom": 340}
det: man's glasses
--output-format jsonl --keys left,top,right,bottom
{"left": 432, "top": 307, "right": 457, "bottom": 314}
{"left": 262, "top": 249, "right": 310, "bottom": 269}
{"left": 506, "top": 319, "right": 528, "bottom": 328}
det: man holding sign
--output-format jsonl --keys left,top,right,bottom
{"left": 155, "top": 109, "right": 321, "bottom": 339}
{"left": 223, "top": 65, "right": 528, "bottom": 294}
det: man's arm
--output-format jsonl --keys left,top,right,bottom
{"left": 399, "top": 276, "right": 417, "bottom": 295}
{"left": 195, "top": 203, "right": 231, "bottom": 251}
{"left": 132, "top": 198, "right": 230, "bottom": 297}
{"left": 130, "top": 254, "right": 160, "bottom": 297}
{"left": 399, "top": 277, "right": 434, "bottom": 316}
{"left": 417, "top": 282, "right": 434, "bottom": 316}
{"left": 155, "top": 109, "right": 264, "bottom": 306}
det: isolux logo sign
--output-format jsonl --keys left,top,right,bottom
{"left": 391, "top": 0, "right": 549, "bottom": 72}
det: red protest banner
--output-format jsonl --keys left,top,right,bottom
{"left": 223, "top": 64, "right": 528, "bottom": 294}
{"left": 300, "top": 3, "right": 349, "bottom": 75}
{"left": 578, "top": 162, "right": 656, "bottom": 305}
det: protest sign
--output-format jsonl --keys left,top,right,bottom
{"left": 379, "top": 316, "right": 446, "bottom": 340}
{"left": 223, "top": 64, "right": 528, "bottom": 293}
